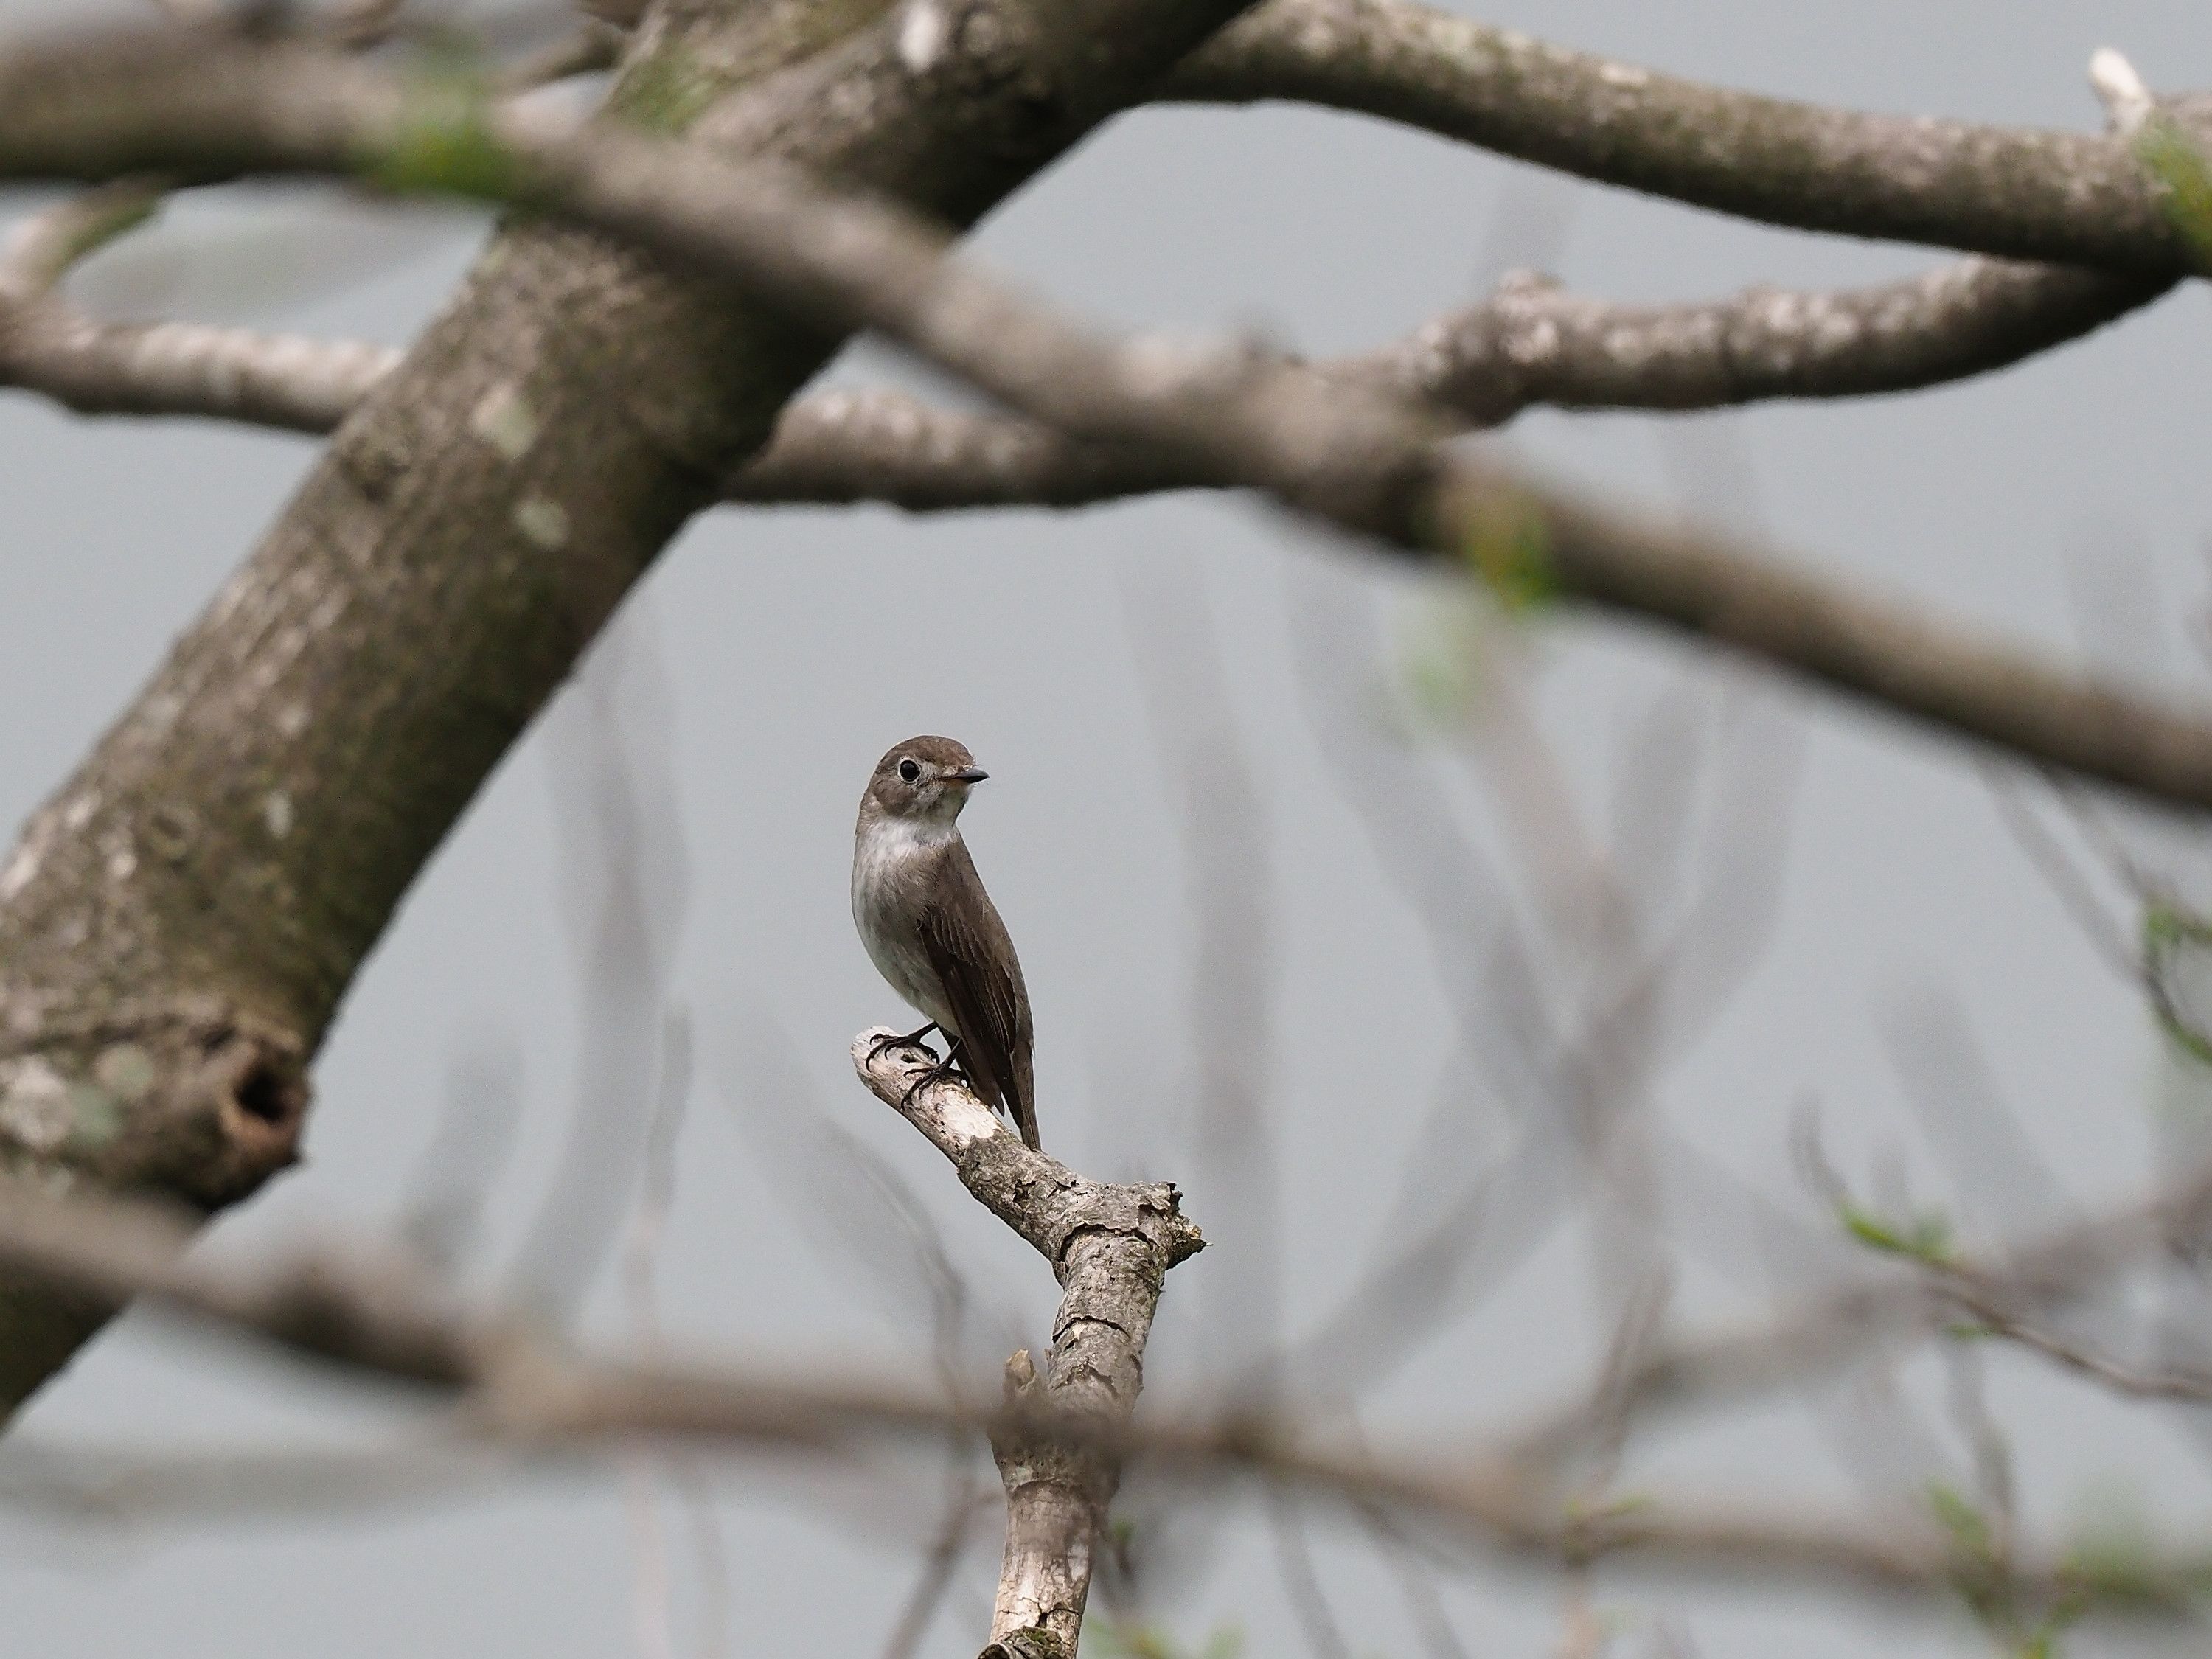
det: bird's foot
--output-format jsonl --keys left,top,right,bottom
{"left": 869, "top": 1020, "right": 940, "bottom": 1063}
{"left": 898, "top": 1037, "right": 967, "bottom": 1107}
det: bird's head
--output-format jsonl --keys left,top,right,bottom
{"left": 865, "top": 735, "right": 989, "bottom": 825}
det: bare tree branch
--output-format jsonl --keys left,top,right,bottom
{"left": 1945, "top": 1290, "right": 2212, "bottom": 1406}
{"left": 880, "top": 1475, "right": 990, "bottom": 1659}
{"left": 1, "top": 260, "right": 2163, "bottom": 504}
{"left": 1166, "top": 0, "right": 2206, "bottom": 274}
{"left": 0, "top": 1430, "right": 515, "bottom": 1522}
{"left": 5, "top": 7, "right": 2208, "bottom": 1644}
{"left": 493, "top": 18, "right": 622, "bottom": 94}
{"left": 1366, "top": 262, "right": 2163, "bottom": 422}
{"left": 1503, "top": 1152, "right": 2212, "bottom": 1472}
{"left": 4, "top": 8, "right": 2178, "bottom": 504}
{"left": 0, "top": 179, "right": 164, "bottom": 298}
{"left": 0, "top": 310, "right": 400, "bottom": 428}
{"left": 0, "top": 1173, "right": 2199, "bottom": 1618}
{"left": 7, "top": 29, "right": 2212, "bottom": 824}
{"left": 853, "top": 1030, "right": 1204, "bottom": 1656}
{"left": 731, "top": 259, "right": 2167, "bottom": 503}
{"left": 0, "top": 0, "right": 1266, "bottom": 1412}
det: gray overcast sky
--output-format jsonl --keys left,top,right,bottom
{"left": 3, "top": 2, "right": 2211, "bottom": 1656}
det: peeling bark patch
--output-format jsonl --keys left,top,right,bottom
{"left": 0, "top": 806, "right": 61, "bottom": 902}
{"left": 936, "top": 1086, "right": 1006, "bottom": 1145}
{"left": 0, "top": 1058, "right": 71, "bottom": 1154}
{"left": 897, "top": 0, "right": 948, "bottom": 72}
{"left": 513, "top": 495, "right": 571, "bottom": 549}
{"left": 0, "top": 846, "right": 40, "bottom": 902}
{"left": 468, "top": 385, "right": 539, "bottom": 459}
{"left": 91, "top": 1044, "right": 156, "bottom": 1102}
{"left": 261, "top": 791, "right": 293, "bottom": 839}
{"left": 69, "top": 1084, "right": 122, "bottom": 1147}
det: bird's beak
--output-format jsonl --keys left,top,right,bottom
{"left": 947, "top": 766, "right": 989, "bottom": 784}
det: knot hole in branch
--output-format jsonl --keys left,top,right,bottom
{"left": 198, "top": 1023, "right": 310, "bottom": 1194}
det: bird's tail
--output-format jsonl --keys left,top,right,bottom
{"left": 1009, "top": 1048, "right": 1040, "bottom": 1152}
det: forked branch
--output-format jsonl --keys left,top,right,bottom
{"left": 852, "top": 1029, "right": 1205, "bottom": 1658}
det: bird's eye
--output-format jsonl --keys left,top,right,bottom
{"left": 897, "top": 758, "right": 921, "bottom": 782}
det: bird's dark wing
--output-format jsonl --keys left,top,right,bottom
{"left": 917, "top": 842, "right": 1037, "bottom": 1150}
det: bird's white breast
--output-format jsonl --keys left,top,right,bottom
{"left": 852, "top": 815, "right": 961, "bottom": 1032}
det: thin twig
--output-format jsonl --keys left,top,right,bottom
{"left": 0, "top": 179, "right": 165, "bottom": 300}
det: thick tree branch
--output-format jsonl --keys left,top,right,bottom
{"left": 37, "top": 41, "right": 2201, "bottom": 815}
{"left": 6, "top": 31, "right": 2212, "bottom": 818}
{"left": 1166, "top": 0, "right": 2210, "bottom": 275}
{"left": 4, "top": 1, "right": 2180, "bottom": 491}
{"left": 852, "top": 1029, "right": 1203, "bottom": 1656}
{"left": 0, "top": 14, "right": 2206, "bottom": 1633}
{"left": 3, "top": 12, "right": 2211, "bottom": 1419}
{"left": 0, "top": 0, "right": 1265, "bottom": 1413}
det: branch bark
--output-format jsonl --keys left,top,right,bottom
{"left": 3, "top": 255, "right": 2163, "bottom": 510}
{"left": 10, "top": 37, "right": 2186, "bottom": 817}
{"left": 4, "top": 29, "right": 2212, "bottom": 852}
{"left": 6, "top": 3, "right": 2184, "bottom": 501}
{"left": 0, "top": 1174, "right": 2199, "bottom": 1619}
{"left": 850, "top": 1030, "right": 1204, "bottom": 1657}
{"left": 4, "top": 6, "right": 2212, "bottom": 1417}
{"left": 1166, "top": 0, "right": 2210, "bottom": 274}
{"left": 0, "top": 0, "right": 1263, "bottom": 1413}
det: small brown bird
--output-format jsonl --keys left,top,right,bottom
{"left": 851, "top": 736, "right": 1038, "bottom": 1150}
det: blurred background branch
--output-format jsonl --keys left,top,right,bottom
{"left": 3, "top": 2, "right": 2212, "bottom": 1657}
